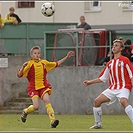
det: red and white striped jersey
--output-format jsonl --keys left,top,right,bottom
{"left": 98, "top": 55, "right": 133, "bottom": 91}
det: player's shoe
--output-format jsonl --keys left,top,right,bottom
{"left": 90, "top": 124, "right": 102, "bottom": 129}
{"left": 51, "top": 120, "right": 59, "bottom": 128}
{"left": 21, "top": 109, "right": 28, "bottom": 123}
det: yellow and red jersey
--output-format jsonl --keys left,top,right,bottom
{"left": 18, "top": 59, "right": 58, "bottom": 90}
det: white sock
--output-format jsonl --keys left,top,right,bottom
{"left": 125, "top": 105, "right": 133, "bottom": 122}
{"left": 93, "top": 107, "right": 102, "bottom": 126}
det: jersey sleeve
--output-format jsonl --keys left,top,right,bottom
{"left": 125, "top": 58, "right": 133, "bottom": 79}
{"left": 16, "top": 14, "right": 22, "bottom": 23}
{"left": 18, "top": 61, "right": 31, "bottom": 77}
{"left": 22, "top": 63, "right": 31, "bottom": 77}
{"left": 43, "top": 60, "right": 58, "bottom": 72}
{"left": 98, "top": 64, "right": 110, "bottom": 82}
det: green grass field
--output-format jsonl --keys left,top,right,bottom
{"left": 0, "top": 114, "right": 133, "bottom": 132}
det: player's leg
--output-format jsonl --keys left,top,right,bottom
{"left": 25, "top": 97, "right": 39, "bottom": 113}
{"left": 90, "top": 93, "right": 110, "bottom": 129}
{"left": 120, "top": 97, "right": 133, "bottom": 122}
{"left": 21, "top": 96, "right": 39, "bottom": 123}
{"left": 42, "top": 92, "right": 59, "bottom": 128}
{"left": 118, "top": 88, "right": 133, "bottom": 123}
{"left": 21, "top": 88, "right": 39, "bottom": 123}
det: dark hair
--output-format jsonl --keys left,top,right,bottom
{"left": 124, "top": 39, "right": 131, "bottom": 45}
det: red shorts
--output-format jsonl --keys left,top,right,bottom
{"left": 28, "top": 87, "right": 52, "bottom": 99}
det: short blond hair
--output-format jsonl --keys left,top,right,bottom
{"left": 30, "top": 46, "right": 41, "bottom": 54}
{"left": 113, "top": 39, "right": 125, "bottom": 49}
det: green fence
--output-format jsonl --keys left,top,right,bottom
{"left": 1, "top": 23, "right": 133, "bottom": 66}
{"left": 0, "top": 22, "right": 77, "bottom": 55}
{"left": 44, "top": 30, "right": 112, "bottom": 66}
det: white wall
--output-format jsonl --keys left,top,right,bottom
{"left": 85, "top": 1, "right": 132, "bottom": 25}
{"left": 53, "top": 1, "right": 84, "bottom": 23}
{"left": 0, "top": 1, "right": 132, "bottom": 25}
{"left": 1, "top": 1, "right": 54, "bottom": 22}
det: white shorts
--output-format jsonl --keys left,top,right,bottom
{"left": 102, "top": 88, "right": 130, "bottom": 105}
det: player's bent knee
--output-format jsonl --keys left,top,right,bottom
{"left": 94, "top": 98, "right": 102, "bottom": 107}
{"left": 43, "top": 99, "right": 50, "bottom": 105}
{"left": 120, "top": 98, "right": 128, "bottom": 108}
{"left": 34, "top": 105, "right": 39, "bottom": 110}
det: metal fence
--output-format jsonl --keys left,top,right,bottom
{"left": 0, "top": 22, "right": 77, "bottom": 55}
{"left": 0, "top": 23, "right": 133, "bottom": 66}
{"left": 44, "top": 29, "right": 113, "bottom": 66}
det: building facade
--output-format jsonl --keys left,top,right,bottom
{"left": 0, "top": 1, "right": 132, "bottom": 25}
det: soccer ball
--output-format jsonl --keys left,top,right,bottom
{"left": 41, "top": 3, "right": 55, "bottom": 17}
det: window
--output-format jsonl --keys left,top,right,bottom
{"left": 93, "top": 1, "right": 99, "bottom": 7}
{"left": 84, "top": 1, "right": 101, "bottom": 12}
{"left": 18, "top": 2, "right": 35, "bottom": 8}
{"left": 121, "top": 1, "right": 133, "bottom": 11}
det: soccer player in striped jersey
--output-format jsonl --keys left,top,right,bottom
{"left": 17, "top": 46, "right": 74, "bottom": 128}
{"left": 83, "top": 39, "right": 133, "bottom": 129}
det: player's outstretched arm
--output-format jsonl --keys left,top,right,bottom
{"left": 83, "top": 78, "right": 102, "bottom": 87}
{"left": 17, "top": 62, "right": 28, "bottom": 78}
{"left": 57, "top": 51, "right": 74, "bottom": 66}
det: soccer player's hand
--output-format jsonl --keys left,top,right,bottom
{"left": 67, "top": 51, "right": 75, "bottom": 58}
{"left": 22, "top": 62, "right": 28, "bottom": 68}
{"left": 83, "top": 80, "right": 91, "bottom": 87}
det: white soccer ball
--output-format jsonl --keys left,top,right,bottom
{"left": 41, "top": 3, "right": 55, "bottom": 17}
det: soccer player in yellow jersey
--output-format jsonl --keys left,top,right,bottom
{"left": 17, "top": 46, "right": 74, "bottom": 128}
